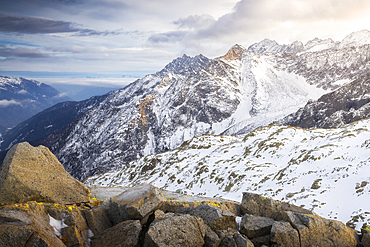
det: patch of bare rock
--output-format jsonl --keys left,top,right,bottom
{"left": 0, "top": 142, "right": 368, "bottom": 246}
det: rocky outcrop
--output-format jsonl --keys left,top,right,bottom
{"left": 91, "top": 220, "right": 142, "bottom": 247}
{"left": 176, "top": 204, "right": 238, "bottom": 231}
{"left": 144, "top": 213, "right": 207, "bottom": 246}
{"left": 0, "top": 142, "right": 91, "bottom": 206}
{"left": 108, "top": 183, "right": 166, "bottom": 225}
{"left": 0, "top": 144, "right": 363, "bottom": 247}
{"left": 0, "top": 182, "right": 364, "bottom": 246}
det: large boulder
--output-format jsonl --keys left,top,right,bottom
{"left": 108, "top": 183, "right": 166, "bottom": 225}
{"left": 362, "top": 226, "right": 370, "bottom": 247}
{"left": 0, "top": 202, "right": 66, "bottom": 247}
{"left": 144, "top": 214, "right": 207, "bottom": 247}
{"left": 270, "top": 221, "right": 299, "bottom": 247}
{"left": 240, "top": 192, "right": 312, "bottom": 220}
{"left": 239, "top": 214, "right": 275, "bottom": 239}
{"left": 285, "top": 211, "right": 358, "bottom": 247}
{"left": 176, "top": 204, "right": 238, "bottom": 231}
{"left": 83, "top": 205, "right": 112, "bottom": 236}
{"left": 91, "top": 220, "right": 141, "bottom": 247}
{"left": 215, "top": 228, "right": 254, "bottom": 247}
{"left": 0, "top": 142, "right": 91, "bottom": 206}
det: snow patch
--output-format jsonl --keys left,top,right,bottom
{"left": 48, "top": 214, "right": 67, "bottom": 238}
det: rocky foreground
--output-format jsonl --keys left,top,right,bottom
{"left": 0, "top": 142, "right": 368, "bottom": 247}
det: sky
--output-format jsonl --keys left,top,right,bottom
{"left": 1, "top": 0, "right": 370, "bottom": 89}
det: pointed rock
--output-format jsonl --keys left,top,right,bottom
{"left": 0, "top": 142, "right": 91, "bottom": 206}
{"left": 108, "top": 183, "right": 167, "bottom": 225}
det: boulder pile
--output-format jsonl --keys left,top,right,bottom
{"left": 0, "top": 142, "right": 367, "bottom": 246}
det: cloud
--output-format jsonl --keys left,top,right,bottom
{"left": 147, "top": 31, "right": 187, "bottom": 43}
{"left": 0, "top": 13, "right": 122, "bottom": 36}
{"left": 0, "top": 99, "right": 21, "bottom": 107}
{"left": 173, "top": 14, "right": 216, "bottom": 30}
{"left": 17, "top": 89, "right": 28, "bottom": 94}
{"left": 0, "top": 44, "right": 49, "bottom": 58}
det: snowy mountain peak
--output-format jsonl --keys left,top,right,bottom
{"left": 159, "top": 54, "right": 210, "bottom": 76}
{"left": 339, "top": 29, "right": 370, "bottom": 49}
{"left": 247, "top": 39, "right": 280, "bottom": 54}
{"left": 303, "top": 37, "right": 336, "bottom": 52}
{"left": 221, "top": 44, "right": 246, "bottom": 61}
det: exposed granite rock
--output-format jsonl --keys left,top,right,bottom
{"left": 240, "top": 214, "right": 275, "bottom": 239}
{"left": 176, "top": 204, "right": 238, "bottom": 231}
{"left": 240, "top": 192, "right": 313, "bottom": 220}
{"left": 362, "top": 226, "right": 370, "bottom": 247}
{"left": 144, "top": 214, "right": 206, "bottom": 247}
{"left": 108, "top": 183, "right": 166, "bottom": 225}
{"left": 285, "top": 211, "right": 358, "bottom": 247}
{"left": 83, "top": 205, "right": 112, "bottom": 236}
{"left": 91, "top": 220, "right": 141, "bottom": 247}
{"left": 216, "top": 228, "right": 254, "bottom": 247}
{"left": 0, "top": 202, "right": 65, "bottom": 247}
{"left": 270, "top": 221, "right": 299, "bottom": 247}
{"left": 0, "top": 142, "right": 91, "bottom": 206}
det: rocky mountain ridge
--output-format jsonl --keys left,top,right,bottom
{"left": 29, "top": 30, "right": 370, "bottom": 182}
{"left": 248, "top": 29, "right": 370, "bottom": 55}
{"left": 0, "top": 76, "right": 72, "bottom": 134}
{"left": 279, "top": 73, "right": 370, "bottom": 128}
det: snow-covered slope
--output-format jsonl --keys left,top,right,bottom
{"left": 280, "top": 73, "right": 370, "bottom": 129}
{"left": 33, "top": 31, "right": 370, "bottom": 181}
{"left": 85, "top": 118, "right": 370, "bottom": 230}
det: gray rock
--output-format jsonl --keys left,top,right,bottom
{"left": 240, "top": 192, "right": 312, "bottom": 220}
{"left": 109, "top": 183, "right": 166, "bottom": 225}
{"left": 239, "top": 214, "right": 275, "bottom": 239}
{"left": 0, "top": 203, "right": 65, "bottom": 247}
{"left": 250, "top": 235, "right": 270, "bottom": 247}
{"left": 204, "top": 225, "right": 221, "bottom": 247}
{"left": 83, "top": 205, "right": 112, "bottom": 235}
{"left": 91, "top": 220, "right": 141, "bottom": 247}
{"left": 285, "top": 211, "right": 358, "bottom": 247}
{"left": 216, "top": 228, "right": 254, "bottom": 247}
{"left": 362, "top": 226, "right": 370, "bottom": 247}
{"left": 270, "top": 221, "right": 299, "bottom": 247}
{"left": 0, "top": 142, "right": 91, "bottom": 206}
{"left": 176, "top": 204, "right": 237, "bottom": 231}
{"left": 144, "top": 214, "right": 206, "bottom": 247}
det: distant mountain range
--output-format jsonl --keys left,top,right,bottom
{"left": 0, "top": 76, "right": 72, "bottom": 134}
{"left": 22, "top": 29, "right": 370, "bottom": 182}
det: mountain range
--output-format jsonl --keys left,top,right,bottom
{"left": 1, "top": 29, "right": 370, "bottom": 230}
{"left": 25, "top": 29, "right": 370, "bottom": 182}
{"left": 0, "top": 76, "right": 72, "bottom": 135}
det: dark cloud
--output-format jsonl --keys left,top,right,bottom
{"left": 0, "top": 13, "right": 121, "bottom": 36}
{"left": 0, "top": 44, "right": 49, "bottom": 58}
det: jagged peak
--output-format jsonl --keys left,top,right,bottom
{"left": 221, "top": 44, "right": 246, "bottom": 61}
{"left": 159, "top": 53, "right": 210, "bottom": 76}
{"left": 339, "top": 29, "right": 370, "bottom": 49}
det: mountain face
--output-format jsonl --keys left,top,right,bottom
{"left": 248, "top": 29, "right": 370, "bottom": 55}
{"left": 32, "top": 30, "right": 370, "bottom": 181}
{"left": 0, "top": 76, "right": 72, "bottom": 134}
{"left": 280, "top": 74, "right": 370, "bottom": 129}
{"left": 0, "top": 93, "right": 108, "bottom": 153}
{"left": 85, "top": 117, "right": 370, "bottom": 230}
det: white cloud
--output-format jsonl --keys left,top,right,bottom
{"left": 0, "top": 99, "right": 21, "bottom": 107}
{"left": 17, "top": 89, "right": 28, "bottom": 94}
